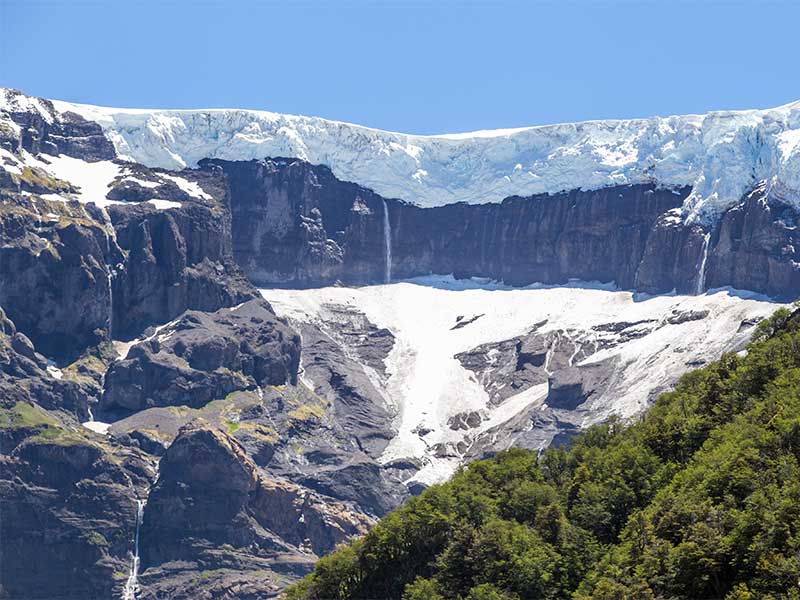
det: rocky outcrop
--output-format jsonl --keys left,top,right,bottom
{"left": 0, "top": 100, "right": 259, "bottom": 363}
{"left": 706, "top": 186, "right": 800, "bottom": 299}
{"left": 0, "top": 310, "right": 89, "bottom": 420}
{"left": 0, "top": 432, "right": 152, "bottom": 600}
{"left": 101, "top": 299, "right": 300, "bottom": 419}
{"left": 0, "top": 89, "right": 115, "bottom": 160}
{"left": 0, "top": 198, "right": 120, "bottom": 363}
{"left": 138, "top": 421, "right": 372, "bottom": 597}
{"left": 107, "top": 165, "right": 258, "bottom": 340}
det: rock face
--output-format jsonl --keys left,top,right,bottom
{"left": 0, "top": 91, "right": 115, "bottom": 160}
{"left": 0, "top": 307, "right": 89, "bottom": 419}
{"left": 213, "top": 157, "right": 684, "bottom": 288}
{"left": 0, "top": 198, "right": 120, "bottom": 363}
{"left": 707, "top": 185, "right": 800, "bottom": 299}
{"left": 107, "top": 164, "right": 258, "bottom": 340}
{"left": 102, "top": 299, "right": 300, "bottom": 419}
{"left": 138, "top": 421, "right": 372, "bottom": 599}
{"left": 1, "top": 89, "right": 796, "bottom": 600}
{"left": 215, "top": 157, "right": 800, "bottom": 298}
{"left": 0, "top": 107, "right": 256, "bottom": 364}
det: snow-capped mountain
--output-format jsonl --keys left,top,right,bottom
{"left": 32, "top": 91, "right": 800, "bottom": 223}
{"left": 2, "top": 87, "right": 798, "bottom": 296}
{"left": 0, "top": 86, "right": 796, "bottom": 599}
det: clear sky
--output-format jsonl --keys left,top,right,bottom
{"left": 1, "top": 0, "right": 798, "bottom": 135}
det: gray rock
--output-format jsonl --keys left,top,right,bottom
{"left": 216, "top": 157, "right": 800, "bottom": 299}
{"left": 101, "top": 299, "right": 300, "bottom": 419}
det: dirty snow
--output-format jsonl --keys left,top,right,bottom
{"left": 262, "top": 276, "right": 780, "bottom": 484}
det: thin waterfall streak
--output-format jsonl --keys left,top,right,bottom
{"left": 696, "top": 232, "right": 711, "bottom": 295}
{"left": 100, "top": 207, "right": 115, "bottom": 338}
{"left": 121, "top": 499, "right": 145, "bottom": 600}
{"left": 382, "top": 200, "right": 392, "bottom": 283}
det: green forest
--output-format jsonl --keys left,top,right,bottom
{"left": 286, "top": 306, "right": 800, "bottom": 600}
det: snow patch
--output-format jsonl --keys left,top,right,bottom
{"left": 82, "top": 420, "right": 111, "bottom": 435}
{"left": 262, "top": 275, "right": 780, "bottom": 484}
{"left": 159, "top": 173, "right": 212, "bottom": 200}
{"left": 42, "top": 154, "right": 121, "bottom": 207}
{"left": 147, "top": 198, "right": 181, "bottom": 210}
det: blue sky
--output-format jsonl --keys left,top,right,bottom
{"left": 1, "top": 0, "right": 798, "bottom": 134}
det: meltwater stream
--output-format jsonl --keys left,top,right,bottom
{"left": 121, "top": 498, "right": 146, "bottom": 600}
{"left": 696, "top": 232, "right": 711, "bottom": 295}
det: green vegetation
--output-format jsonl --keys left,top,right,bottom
{"left": 286, "top": 308, "right": 800, "bottom": 600}
{"left": 18, "top": 166, "right": 73, "bottom": 193}
{"left": 0, "top": 401, "right": 61, "bottom": 437}
{"left": 0, "top": 400, "right": 90, "bottom": 446}
{"left": 63, "top": 345, "right": 114, "bottom": 388}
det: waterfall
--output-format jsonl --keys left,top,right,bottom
{"left": 382, "top": 199, "right": 392, "bottom": 283}
{"left": 99, "top": 207, "right": 115, "bottom": 338}
{"left": 121, "top": 498, "right": 145, "bottom": 600}
{"left": 695, "top": 232, "right": 711, "bottom": 295}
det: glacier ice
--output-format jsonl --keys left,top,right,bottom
{"left": 36, "top": 92, "right": 800, "bottom": 224}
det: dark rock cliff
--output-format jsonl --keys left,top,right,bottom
{"left": 212, "top": 157, "right": 800, "bottom": 299}
{"left": 2, "top": 90, "right": 798, "bottom": 600}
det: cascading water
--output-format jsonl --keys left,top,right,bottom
{"left": 382, "top": 199, "right": 392, "bottom": 283}
{"left": 695, "top": 232, "right": 711, "bottom": 295}
{"left": 121, "top": 498, "right": 145, "bottom": 600}
{"left": 99, "top": 207, "right": 116, "bottom": 338}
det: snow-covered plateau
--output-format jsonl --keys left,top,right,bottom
{"left": 3, "top": 88, "right": 799, "bottom": 222}
{"left": 262, "top": 276, "right": 779, "bottom": 484}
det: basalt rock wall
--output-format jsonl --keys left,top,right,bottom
{"left": 215, "top": 158, "right": 800, "bottom": 299}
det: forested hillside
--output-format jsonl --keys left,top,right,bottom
{"left": 287, "top": 306, "right": 800, "bottom": 600}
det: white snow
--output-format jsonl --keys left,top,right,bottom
{"left": 1, "top": 88, "right": 54, "bottom": 123}
{"left": 45, "top": 362, "right": 63, "bottom": 380}
{"left": 262, "top": 276, "right": 780, "bottom": 484}
{"left": 40, "top": 91, "right": 800, "bottom": 223}
{"left": 5, "top": 151, "right": 182, "bottom": 212}
{"left": 0, "top": 148, "right": 23, "bottom": 175}
{"left": 82, "top": 420, "right": 111, "bottom": 435}
{"left": 159, "top": 173, "right": 212, "bottom": 200}
{"left": 120, "top": 176, "right": 159, "bottom": 189}
{"left": 147, "top": 198, "right": 181, "bottom": 210}
{"left": 112, "top": 317, "right": 180, "bottom": 360}
{"left": 42, "top": 154, "right": 122, "bottom": 207}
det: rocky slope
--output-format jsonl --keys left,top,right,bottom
{"left": 0, "top": 92, "right": 381, "bottom": 599}
{"left": 262, "top": 278, "right": 777, "bottom": 485}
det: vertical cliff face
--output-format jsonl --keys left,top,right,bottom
{"left": 707, "top": 185, "right": 800, "bottom": 299}
{"left": 106, "top": 167, "right": 257, "bottom": 341}
{"left": 387, "top": 185, "right": 688, "bottom": 289}
{"left": 0, "top": 98, "right": 259, "bottom": 362}
{"left": 209, "top": 157, "right": 389, "bottom": 286}
{"left": 216, "top": 157, "right": 800, "bottom": 299}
